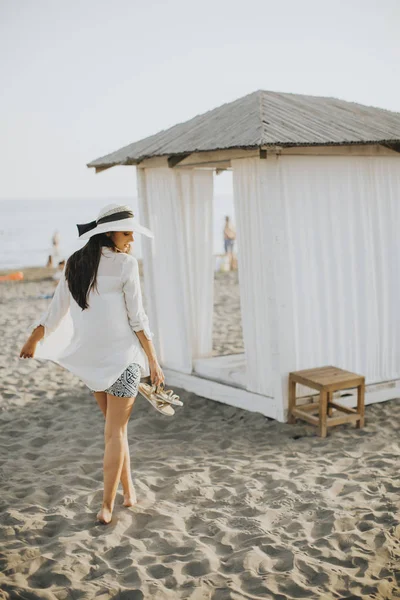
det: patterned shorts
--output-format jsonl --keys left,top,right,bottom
{"left": 91, "top": 363, "right": 141, "bottom": 398}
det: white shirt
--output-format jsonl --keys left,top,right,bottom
{"left": 32, "top": 247, "right": 152, "bottom": 390}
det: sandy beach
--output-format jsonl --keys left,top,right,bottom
{"left": 0, "top": 269, "right": 400, "bottom": 599}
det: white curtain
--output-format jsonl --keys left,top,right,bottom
{"left": 179, "top": 170, "right": 214, "bottom": 359}
{"left": 137, "top": 167, "right": 214, "bottom": 373}
{"left": 232, "top": 158, "right": 276, "bottom": 398}
{"left": 232, "top": 155, "right": 400, "bottom": 401}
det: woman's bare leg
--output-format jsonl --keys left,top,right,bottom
{"left": 228, "top": 249, "right": 234, "bottom": 270}
{"left": 120, "top": 433, "right": 136, "bottom": 507}
{"left": 96, "top": 393, "right": 136, "bottom": 524}
{"left": 94, "top": 391, "right": 108, "bottom": 417}
{"left": 94, "top": 392, "right": 136, "bottom": 505}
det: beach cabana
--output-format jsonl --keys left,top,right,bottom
{"left": 88, "top": 90, "right": 400, "bottom": 422}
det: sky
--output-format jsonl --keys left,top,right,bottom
{"left": 1, "top": 0, "right": 399, "bottom": 200}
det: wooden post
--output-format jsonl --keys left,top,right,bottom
{"left": 356, "top": 380, "right": 365, "bottom": 428}
{"left": 327, "top": 391, "right": 333, "bottom": 417}
{"left": 319, "top": 391, "right": 328, "bottom": 437}
{"left": 288, "top": 376, "right": 297, "bottom": 423}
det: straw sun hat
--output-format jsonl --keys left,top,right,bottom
{"left": 76, "top": 203, "right": 154, "bottom": 240}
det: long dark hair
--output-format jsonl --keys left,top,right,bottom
{"left": 65, "top": 233, "right": 115, "bottom": 310}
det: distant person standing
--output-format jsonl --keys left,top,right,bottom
{"left": 46, "top": 230, "right": 61, "bottom": 267}
{"left": 223, "top": 216, "right": 236, "bottom": 271}
{"left": 52, "top": 230, "right": 61, "bottom": 262}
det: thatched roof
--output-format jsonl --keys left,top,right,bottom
{"left": 88, "top": 90, "right": 400, "bottom": 169}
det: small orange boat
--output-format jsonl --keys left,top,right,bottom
{"left": 0, "top": 271, "right": 24, "bottom": 282}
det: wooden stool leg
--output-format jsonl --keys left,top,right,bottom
{"left": 327, "top": 391, "right": 333, "bottom": 417}
{"left": 319, "top": 390, "right": 328, "bottom": 437}
{"left": 288, "top": 376, "right": 297, "bottom": 424}
{"left": 356, "top": 380, "right": 365, "bottom": 428}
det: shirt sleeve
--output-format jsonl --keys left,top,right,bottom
{"left": 122, "top": 256, "right": 154, "bottom": 341}
{"left": 30, "top": 270, "right": 70, "bottom": 340}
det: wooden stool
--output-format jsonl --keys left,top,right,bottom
{"left": 288, "top": 366, "right": 365, "bottom": 437}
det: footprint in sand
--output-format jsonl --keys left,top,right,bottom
{"left": 182, "top": 558, "right": 211, "bottom": 577}
{"left": 146, "top": 563, "right": 173, "bottom": 579}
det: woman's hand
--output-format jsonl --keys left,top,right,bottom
{"left": 149, "top": 360, "right": 165, "bottom": 388}
{"left": 20, "top": 338, "right": 38, "bottom": 359}
{"left": 19, "top": 325, "right": 44, "bottom": 359}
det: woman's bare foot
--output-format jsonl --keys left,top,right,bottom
{"left": 97, "top": 504, "right": 113, "bottom": 524}
{"left": 123, "top": 486, "right": 137, "bottom": 507}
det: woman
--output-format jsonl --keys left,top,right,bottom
{"left": 223, "top": 215, "right": 236, "bottom": 271}
{"left": 19, "top": 203, "right": 169, "bottom": 524}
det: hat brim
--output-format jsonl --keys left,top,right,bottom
{"left": 78, "top": 218, "right": 154, "bottom": 240}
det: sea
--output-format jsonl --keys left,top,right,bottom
{"left": 0, "top": 196, "right": 235, "bottom": 270}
